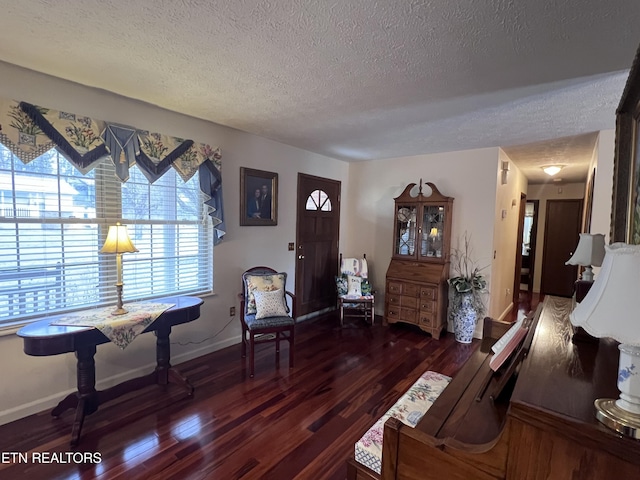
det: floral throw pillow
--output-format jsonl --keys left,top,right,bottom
{"left": 254, "top": 289, "right": 288, "bottom": 319}
{"left": 336, "top": 275, "right": 348, "bottom": 296}
{"left": 245, "top": 272, "right": 287, "bottom": 315}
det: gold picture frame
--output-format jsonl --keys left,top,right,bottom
{"left": 612, "top": 43, "right": 640, "bottom": 243}
{"left": 240, "top": 167, "right": 278, "bottom": 226}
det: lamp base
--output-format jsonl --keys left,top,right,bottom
{"left": 112, "top": 283, "right": 127, "bottom": 315}
{"left": 580, "top": 266, "right": 594, "bottom": 282}
{"left": 595, "top": 398, "right": 640, "bottom": 439}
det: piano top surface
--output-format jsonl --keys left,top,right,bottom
{"left": 413, "top": 295, "right": 621, "bottom": 448}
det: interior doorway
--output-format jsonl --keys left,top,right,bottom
{"left": 295, "top": 174, "right": 341, "bottom": 316}
{"left": 518, "top": 200, "right": 539, "bottom": 295}
{"left": 540, "top": 199, "right": 582, "bottom": 297}
{"left": 513, "top": 193, "right": 527, "bottom": 304}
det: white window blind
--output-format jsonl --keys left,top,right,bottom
{"left": 0, "top": 144, "right": 213, "bottom": 326}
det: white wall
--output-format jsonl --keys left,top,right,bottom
{"left": 0, "top": 61, "right": 350, "bottom": 425}
{"left": 591, "top": 130, "right": 615, "bottom": 242}
{"left": 526, "top": 182, "right": 585, "bottom": 292}
{"left": 343, "top": 147, "right": 500, "bottom": 323}
{"left": 490, "top": 152, "right": 528, "bottom": 320}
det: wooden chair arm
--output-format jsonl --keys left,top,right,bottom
{"left": 285, "top": 290, "right": 297, "bottom": 320}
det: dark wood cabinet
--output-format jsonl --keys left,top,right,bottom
{"left": 385, "top": 181, "right": 453, "bottom": 338}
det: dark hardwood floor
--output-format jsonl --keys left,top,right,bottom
{"left": 0, "top": 312, "right": 497, "bottom": 480}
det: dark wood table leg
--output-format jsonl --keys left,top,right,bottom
{"left": 51, "top": 324, "right": 194, "bottom": 447}
{"left": 70, "top": 399, "right": 87, "bottom": 448}
{"left": 52, "top": 345, "right": 98, "bottom": 447}
{"left": 51, "top": 393, "right": 78, "bottom": 417}
{"left": 155, "top": 325, "right": 194, "bottom": 395}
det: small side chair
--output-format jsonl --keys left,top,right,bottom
{"left": 239, "top": 266, "right": 296, "bottom": 377}
{"left": 336, "top": 254, "right": 375, "bottom": 326}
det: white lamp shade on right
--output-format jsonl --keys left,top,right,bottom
{"left": 570, "top": 243, "right": 640, "bottom": 346}
{"left": 565, "top": 233, "right": 606, "bottom": 268}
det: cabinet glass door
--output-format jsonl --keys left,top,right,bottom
{"left": 420, "top": 205, "right": 445, "bottom": 258}
{"left": 395, "top": 206, "right": 417, "bottom": 256}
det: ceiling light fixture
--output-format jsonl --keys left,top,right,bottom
{"left": 542, "top": 165, "right": 564, "bottom": 176}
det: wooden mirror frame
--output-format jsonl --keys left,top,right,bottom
{"left": 611, "top": 43, "right": 640, "bottom": 243}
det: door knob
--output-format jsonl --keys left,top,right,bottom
{"left": 298, "top": 255, "right": 304, "bottom": 259}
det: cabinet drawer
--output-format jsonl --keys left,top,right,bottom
{"left": 401, "top": 296, "right": 419, "bottom": 310}
{"left": 399, "top": 307, "right": 417, "bottom": 323}
{"left": 387, "top": 294, "right": 401, "bottom": 307}
{"left": 419, "top": 300, "right": 436, "bottom": 313}
{"left": 388, "top": 282, "right": 403, "bottom": 295}
{"left": 419, "top": 313, "right": 434, "bottom": 327}
{"left": 420, "top": 287, "right": 437, "bottom": 300}
{"left": 403, "top": 283, "right": 420, "bottom": 297}
{"left": 387, "top": 307, "right": 400, "bottom": 320}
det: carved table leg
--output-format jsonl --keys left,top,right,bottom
{"left": 70, "top": 399, "right": 86, "bottom": 448}
{"left": 155, "top": 326, "right": 171, "bottom": 385}
{"left": 54, "top": 345, "right": 98, "bottom": 447}
{"left": 155, "top": 325, "right": 194, "bottom": 395}
{"left": 168, "top": 368, "right": 194, "bottom": 395}
{"left": 51, "top": 393, "right": 78, "bottom": 417}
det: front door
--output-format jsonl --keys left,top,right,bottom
{"left": 295, "top": 174, "right": 341, "bottom": 316}
{"left": 540, "top": 199, "right": 582, "bottom": 297}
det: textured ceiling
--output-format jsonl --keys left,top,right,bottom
{"left": 502, "top": 132, "right": 598, "bottom": 184}
{"left": 0, "top": 1, "right": 638, "bottom": 177}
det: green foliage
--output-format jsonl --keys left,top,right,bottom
{"left": 448, "top": 232, "right": 488, "bottom": 316}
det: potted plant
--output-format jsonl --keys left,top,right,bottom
{"left": 448, "top": 233, "right": 487, "bottom": 343}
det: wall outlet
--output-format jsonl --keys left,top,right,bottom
{"left": 288, "top": 242, "right": 294, "bottom": 251}
{"left": 229, "top": 306, "right": 235, "bottom": 316}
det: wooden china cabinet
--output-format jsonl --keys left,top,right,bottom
{"left": 385, "top": 181, "right": 453, "bottom": 338}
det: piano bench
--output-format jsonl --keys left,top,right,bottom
{"left": 350, "top": 371, "right": 451, "bottom": 478}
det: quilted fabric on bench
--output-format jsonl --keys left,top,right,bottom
{"left": 354, "top": 370, "right": 451, "bottom": 474}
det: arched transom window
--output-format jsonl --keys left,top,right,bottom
{"left": 305, "top": 189, "right": 332, "bottom": 211}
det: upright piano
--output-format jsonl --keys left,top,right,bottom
{"left": 370, "top": 296, "right": 640, "bottom": 479}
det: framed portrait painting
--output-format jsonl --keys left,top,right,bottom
{"left": 611, "top": 43, "right": 640, "bottom": 243}
{"left": 240, "top": 167, "right": 278, "bottom": 226}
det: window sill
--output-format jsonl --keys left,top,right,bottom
{"left": 0, "top": 324, "right": 23, "bottom": 338}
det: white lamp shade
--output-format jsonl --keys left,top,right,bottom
{"left": 100, "top": 223, "right": 138, "bottom": 254}
{"left": 570, "top": 243, "right": 640, "bottom": 346}
{"left": 565, "top": 233, "right": 606, "bottom": 267}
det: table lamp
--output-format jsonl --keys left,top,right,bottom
{"left": 100, "top": 223, "right": 138, "bottom": 315}
{"left": 570, "top": 243, "right": 640, "bottom": 438}
{"left": 565, "top": 233, "right": 606, "bottom": 282}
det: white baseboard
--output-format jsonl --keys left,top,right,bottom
{"left": 0, "top": 335, "right": 241, "bottom": 426}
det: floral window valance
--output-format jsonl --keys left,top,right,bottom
{"left": 0, "top": 97, "right": 225, "bottom": 242}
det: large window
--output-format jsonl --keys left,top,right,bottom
{"left": 0, "top": 144, "right": 213, "bottom": 326}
